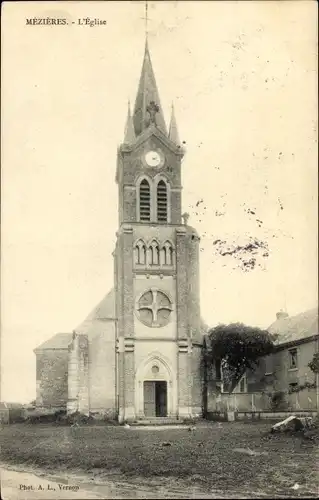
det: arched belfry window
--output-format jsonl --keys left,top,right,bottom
{"left": 134, "top": 239, "right": 147, "bottom": 265}
{"left": 164, "top": 241, "right": 174, "bottom": 265}
{"left": 157, "top": 180, "right": 168, "bottom": 222}
{"left": 150, "top": 240, "right": 160, "bottom": 265}
{"left": 139, "top": 179, "right": 151, "bottom": 222}
{"left": 161, "top": 240, "right": 174, "bottom": 266}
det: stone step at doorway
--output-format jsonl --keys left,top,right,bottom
{"left": 130, "top": 417, "right": 183, "bottom": 426}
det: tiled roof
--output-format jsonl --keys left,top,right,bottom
{"left": 79, "top": 289, "right": 115, "bottom": 323}
{"left": 35, "top": 289, "right": 207, "bottom": 347}
{"left": 0, "top": 402, "right": 24, "bottom": 409}
{"left": 34, "top": 289, "right": 116, "bottom": 350}
{"left": 75, "top": 288, "right": 116, "bottom": 338}
{"left": 268, "top": 307, "right": 318, "bottom": 346}
{"left": 35, "top": 332, "right": 73, "bottom": 351}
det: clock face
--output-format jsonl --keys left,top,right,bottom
{"left": 144, "top": 150, "right": 164, "bottom": 168}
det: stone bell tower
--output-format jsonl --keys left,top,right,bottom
{"left": 114, "top": 40, "right": 203, "bottom": 423}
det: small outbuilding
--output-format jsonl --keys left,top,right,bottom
{"left": 0, "top": 402, "right": 25, "bottom": 424}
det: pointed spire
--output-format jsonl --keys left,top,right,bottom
{"left": 123, "top": 101, "right": 136, "bottom": 144}
{"left": 133, "top": 39, "right": 167, "bottom": 137}
{"left": 168, "top": 103, "right": 180, "bottom": 146}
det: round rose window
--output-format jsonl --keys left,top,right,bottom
{"left": 136, "top": 288, "right": 172, "bottom": 328}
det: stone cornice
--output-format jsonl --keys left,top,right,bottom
{"left": 119, "top": 222, "right": 187, "bottom": 229}
{"left": 274, "top": 334, "right": 318, "bottom": 351}
{"left": 121, "top": 224, "right": 133, "bottom": 234}
{"left": 116, "top": 337, "right": 135, "bottom": 353}
{"left": 134, "top": 269, "right": 176, "bottom": 277}
{"left": 178, "top": 338, "right": 191, "bottom": 353}
{"left": 176, "top": 227, "right": 187, "bottom": 236}
{"left": 133, "top": 337, "right": 177, "bottom": 342}
{"left": 124, "top": 338, "right": 134, "bottom": 352}
{"left": 116, "top": 336, "right": 202, "bottom": 347}
{"left": 118, "top": 125, "right": 185, "bottom": 158}
{"left": 123, "top": 184, "right": 182, "bottom": 193}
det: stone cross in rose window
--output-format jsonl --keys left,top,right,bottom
{"left": 137, "top": 288, "right": 172, "bottom": 327}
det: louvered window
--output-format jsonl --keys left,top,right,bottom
{"left": 157, "top": 180, "right": 168, "bottom": 222}
{"left": 139, "top": 180, "right": 151, "bottom": 221}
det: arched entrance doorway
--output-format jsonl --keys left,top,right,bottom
{"left": 144, "top": 379, "right": 167, "bottom": 417}
{"left": 135, "top": 353, "right": 176, "bottom": 418}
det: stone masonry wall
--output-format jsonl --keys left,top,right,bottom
{"left": 88, "top": 322, "right": 117, "bottom": 416}
{"left": 191, "top": 345, "right": 203, "bottom": 416}
{"left": 67, "top": 333, "right": 89, "bottom": 414}
{"left": 36, "top": 349, "right": 68, "bottom": 408}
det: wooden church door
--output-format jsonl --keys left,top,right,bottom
{"left": 143, "top": 381, "right": 156, "bottom": 417}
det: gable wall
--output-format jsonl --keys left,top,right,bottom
{"left": 36, "top": 349, "right": 68, "bottom": 408}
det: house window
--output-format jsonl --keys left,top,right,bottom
{"left": 139, "top": 179, "right": 151, "bottom": 221}
{"left": 288, "top": 348, "right": 298, "bottom": 369}
{"left": 157, "top": 180, "right": 168, "bottom": 222}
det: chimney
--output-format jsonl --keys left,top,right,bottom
{"left": 276, "top": 310, "right": 289, "bottom": 320}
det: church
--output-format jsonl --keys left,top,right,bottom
{"left": 34, "top": 40, "right": 208, "bottom": 423}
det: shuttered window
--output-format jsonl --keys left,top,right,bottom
{"left": 139, "top": 179, "right": 151, "bottom": 221}
{"left": 157, "top": 180, "right": 168, "bottom": 222}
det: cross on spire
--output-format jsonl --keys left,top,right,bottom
{"left": 140, "top": 0, "right": 149, "bottom": 38}
{"left": 132, "top": 31, "right": 167, "bottom": 136}
{"left": 146, "top": 100, "right": 159, "bottom": 125}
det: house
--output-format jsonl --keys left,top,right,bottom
{"left": 0, "top": 402, "right": 25, "bottom": 424}
{"left": 263, "top": 308, "right": 318, "bottom": 395}
{"left": 205, "top": 308, "right": 318, "bottom": 414}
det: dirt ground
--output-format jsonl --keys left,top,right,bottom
{"left": 1, "top": 420, "right": 318, "bottom": 498}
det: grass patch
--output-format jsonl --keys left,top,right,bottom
{"left": 1, "top": 421, "right": 318, "bottom": 497}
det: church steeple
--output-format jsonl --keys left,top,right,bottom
{"left": 168, "top": 103, "right": 180, "bottom": 146}
{"left": 133, "top": 39, "right": 167, "bottom": 137}
{"left": 123, "top": 101, "right": 136, "bottom": 144}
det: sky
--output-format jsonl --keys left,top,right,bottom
{"left": 1, "top": 1, "right": 318, "bottom": 403}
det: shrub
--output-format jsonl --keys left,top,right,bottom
{"left": 206, "top": 323, "right": 275, "bottom": 393}
{"left": 26, "top": 408, "right": 67, "bottom": 424}
{"left": 64, "top": 411, "right": 94, "bottom": 425}
{"left": 268, "top": 391, "right": 288, "bottom": 411}
{"left": 54, "top": 409, "right": 67, "bottom": 421}
{"left": 27, "top": 413, "right": 56, "bottom": 424}
{"left": 288, "top": 381, "right": 316, "bottom": 394}
{"left": 308, "top": 352, "right": 319, "bottom": 374}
